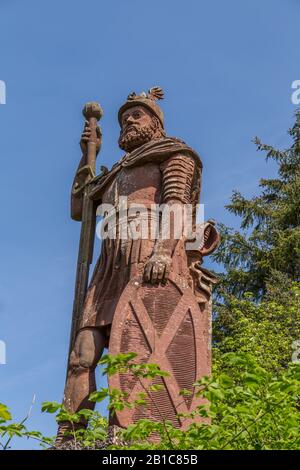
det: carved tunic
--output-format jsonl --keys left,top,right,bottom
{"left": 77, "top": 137, "right": 203, "bottom": 331}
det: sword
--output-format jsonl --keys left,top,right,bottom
{"left": 67, "top": 102, "right": 103, "bottom": 364}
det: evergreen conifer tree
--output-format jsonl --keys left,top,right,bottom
{"left": 213, "top": 111, "right": 300, "bottom": 300}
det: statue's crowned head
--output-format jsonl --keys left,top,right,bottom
{"left": 118, "top": 86, "right": 166, "bottom": 152}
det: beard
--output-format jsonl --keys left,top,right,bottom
{"left": 118, "top": 119, "right": 163, "bottom": 152}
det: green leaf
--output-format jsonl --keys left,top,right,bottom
{"left": 89, "top": 389, "right": 109, "bottom": 402}
{"left": 41, "top": 402, "right": 61, "bottom": 414}
{"left": 0, "top": 404, "right": 11, "bottom": 421}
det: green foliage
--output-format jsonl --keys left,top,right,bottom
{"left": 0, "top": 402, "right": 23, "bottom": 450}
{"left": 1, "top": 352, "right": 300, "bottom": 450}
{"left": 113, "top": 353, "right": 300, "bottom": 450}
{"left": 0, "top": 402, "right": 54, "bottom": 450}
{"left": 211, "top": 111, "right": 300, "bottom": 394}
{"left": 213, "top": 111, "right": 300, "bottom": 299}
{"left": 42, "top": 353, "right": 300, "bottom": 450}
{"left": 213, "top": 283, "right": 300, "bottom": 374}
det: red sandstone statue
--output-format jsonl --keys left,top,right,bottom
{"left": 57, "top": 88, "right": 219, "bottom": 443}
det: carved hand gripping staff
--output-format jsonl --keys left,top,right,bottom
{"left": 68, "top": 102, "right": 103, "bottom": 362}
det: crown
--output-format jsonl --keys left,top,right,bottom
{"left": 118, "top": 86, "right": 164, "bottom": 128}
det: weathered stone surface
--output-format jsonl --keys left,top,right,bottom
{"left": 57, "top": 88, "right": 220, "bottom": 444}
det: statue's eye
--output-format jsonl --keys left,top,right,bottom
{"left": 133, "top": 112, "right": 141, "bottom": 119}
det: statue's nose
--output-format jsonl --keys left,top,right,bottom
{"left": 126, "top": 115, "right": 135, "bottom": 124}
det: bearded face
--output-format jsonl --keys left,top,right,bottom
{"left": 118, "top": 106, "right": 165, "bottom": 152}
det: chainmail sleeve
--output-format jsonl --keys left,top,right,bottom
{"left": 160, "top": 154, "right": 196, "bottom": 204}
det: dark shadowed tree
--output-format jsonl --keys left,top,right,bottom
{"left": 213, "top": 111, "right": 300, "bottom": 300}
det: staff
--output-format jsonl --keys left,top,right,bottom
{"left": 67, "top": 102, "right": 103, "bottom": 362}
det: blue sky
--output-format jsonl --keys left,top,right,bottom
{"left": 0, "top": 0, "right": 299, "bottom": 449}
